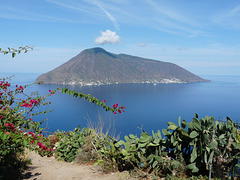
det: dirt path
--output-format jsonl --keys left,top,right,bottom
{"left": 22, "top": 151, "right": 132, "bottom": 180}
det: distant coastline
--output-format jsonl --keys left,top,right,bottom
{"left": 1, "top": 72, "right": 210, "bottom": 87}
{"left": 36, "top": 78, "right": 210, "bottom": 86}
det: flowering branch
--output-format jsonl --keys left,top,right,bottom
{"left": 56, "top": 87, "right": 125, "bottom": 114}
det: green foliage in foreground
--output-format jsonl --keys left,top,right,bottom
{"left": 53, "top": 115, "right": 240, "bottom": 179}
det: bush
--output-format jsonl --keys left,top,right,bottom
{"left": 0, "top": 76, "right": 54, "bottom": 178}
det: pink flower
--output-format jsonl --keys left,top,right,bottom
{"left": 5, "top": 132, "right": 9, "bottom": 135}
{"left": 30, "top": 99, "right": 38, "bottom": 104}
{"left": 49, "top": 90, "right": 54, "bottom": 95}
{"left": 28, "top": 132, "right": 33, "bottom": 135}
{"left": 21, "top": 101, "right": 33, "bottom": 108}
{"left": 113, "top": 103, "right": 119, "bottom": 108}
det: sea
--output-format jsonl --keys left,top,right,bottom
{"left": 1, "top": 73, "right": 240, "bottom": 139}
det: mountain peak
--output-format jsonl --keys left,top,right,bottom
{"left": 83, "top": 47, "right": 108, "bottom": 54}
{"left": 82, "top": 47, "right": 116, "bottom": 58}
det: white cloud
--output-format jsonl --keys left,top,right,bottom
{"left": 95, "top": 30, "right": 120, "bottom": 45}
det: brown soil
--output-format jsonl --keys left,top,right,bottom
{"left": 21, "top": 151, "right": 133, "bottom": 180}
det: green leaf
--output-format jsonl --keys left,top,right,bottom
{"left": 153, "top": 138, "right": 160, "bottom": 144}
{"left": 129, "top": 134, "right": 135, "bottom": 139}
{"left": 186, "top": 162, "right": 197, "bottom": 170}
{"left": 162, "top": 129, "right": 171, "bottom": 136}
{"left": 190, "top": 145, "right": 197, "bottom": 163}
{"left": 219, "top": 134, "right": 225, "bottom": 140}
{"left": 192, "top": 167, "right": 199, "bottom": 173}
{"left": 118, "top": 140, "right": 125, "bottom": 145}
{"left": 167, "top": 124, "right": 178, "bottom": 130}
{"left": 167, "top": 122, "right": 177, "bottom": 126}
{"left": 1, "top": 133, "right": 7, "bottom": 141}
{"left": 178, "top": 116, "right": 181, "bottom": 127}
{"left": 138, "top": 142, "right": 148, "bottom": 148}
{"left": 147, "top": 154, "right": 153, "bottom": 161}
{"left": 170, "top": 135, "right": 175, "bottom": 143}
{"left": 208, "top": 141, "right": 218, "bottom": 149}
{"left": 12, "top": 52, "right": 16, "bottom": 58}
{"left": 16, "top": 139, "right": 21, "bottom": 144}
{"left": 208, "top": 151, "right": 214, "bottom": 163}
{"left": 192, "top": 118, "right": 202, "bottom": 131}
{"left": 195, "top": 113, "right": 198, "bottom": 118}
{"left": 139, "top": 132, "right": 151, "bottom": 142}
{"left": 206, "top": 147, "right": 210, "bottom": 153}
{"left": 204, "top": 151, "right": 208, "bottom": 164}
{"left": 157, "top": 130, "right": 162, "bottom": 139}
{"left": 149, "top": 143, "right": 158, "bottom": 147}
{"left": 152, "top": 160, "right": 158, "bottom": 168}
{"left": 187, "top": 122, "right": 194, "bottom": 129}
{"left": 22, "top": 140, "right": 27, "bottom": 147}
{"left": 203, "top": 134, "right": 209, "bottom": 144}
{"left": 232, "top": 142, "right": 240, "bottom": 149}
{"left": 190, "top": 131, "right": 199, "bottom": 138}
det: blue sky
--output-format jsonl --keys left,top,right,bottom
{"left": 1, "top": 0, "right": 240, "bottom": 76}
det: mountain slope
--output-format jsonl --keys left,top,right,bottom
{"left": 36, "top": 47, "right": 208, "bottom": 85}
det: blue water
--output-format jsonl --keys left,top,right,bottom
{"left": 1, "top": 73, "right": 240, "bottom": 138}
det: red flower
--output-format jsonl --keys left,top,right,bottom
{"left": 113, "top": 103, "right": 119, "bottom": 108}
{"left": 30, "top": 99, "right": 38, "bottom": 104}
{"left": 103, "top": 100, "right": 106, "bottom": 103}
{"left": 113, "top": 112, "right": 117, "bottom": 114}
{"left": 49, "top": 90, "right": 54, "bottom": 95}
